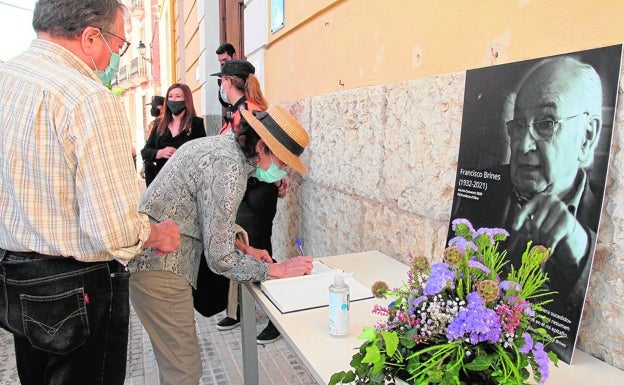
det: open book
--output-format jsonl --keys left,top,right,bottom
{"left": 260, "top": 260, "right": 374, "bottom": 314}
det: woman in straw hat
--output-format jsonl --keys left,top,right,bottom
{"left": 128, "top": 105, "right": 313, "bottom": 385}
{"left": 210, "top": 59, "right": 285, "bottom": 343}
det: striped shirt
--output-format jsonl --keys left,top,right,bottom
{"left": 0, "top": 39, "right": 151, "bottom": 265}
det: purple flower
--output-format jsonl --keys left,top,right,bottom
{"left": 468, "top": 259, "right": 490, "bottom": 275}
{"left": 490, "top": 228, "right": 510, "bottom": 241}
{"left": 423, "top": 263, "right": 455, "bottom": 295}
{"left": 473, "top": 227, "right": 510, "bottom": 249}
{"left": 451, "top": 218, "right": 475, "bottom": 235}
{"left": 474, "top": 228, "right": 495, "bottom": 245}
{"left": 519, "top": 332, "right": 533, "bottom": 354}
{"left": 446, "top": 292, "right": 501, "bottom": 344}
{"left": 499, "top": 280, "right": 521, "bottom": 292}
{"left": 533, "top": 342, "right": 550, "bottom": 384}
{"left": 412, "top": 295, "right": 427, "bottom": 308}
{"left": 523, "top": 306, "right": 535, "bottom": 317}
{"left": 448, "top": 236, "right": 478, "bottom": 254}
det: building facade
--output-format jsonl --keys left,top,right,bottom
{"left": 145, "top": 0, "right": 624, "bottom": 371}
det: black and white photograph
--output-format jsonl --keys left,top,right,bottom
{"left": 448, "top": 44, "right": 622, "bottom": 364}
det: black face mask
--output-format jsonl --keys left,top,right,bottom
{"left": 150, "top": 106, "right": 161, "bottom": 117}
{"left": 167, "top": 100, "right": 186, "bottom": 115}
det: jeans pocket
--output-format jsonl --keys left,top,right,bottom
{"left": 21, "top": 287, "right": 89, "bottom": 354}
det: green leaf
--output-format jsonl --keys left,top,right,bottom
{"left": 358, "top": 326, "right": 377, "bottom": 342}
{"left": 372, "top": 354, "right": 387, "bottom": 374}
{"left": 382, "top": 330, "right": 400, "bottom": 357}
{"left": 400, "top": 328, "right": 417, "bottom": 349}
{"left": 361, "top": 344, "right": 381, "bottom": 365}
{"left": 328, "top": 371, "right": 353, "bottom": 385}
{"left": 464, "top": 354, "right": 494, "bottom": 371}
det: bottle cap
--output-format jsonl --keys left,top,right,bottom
{"left": 334, "top": 275, "right": 345, "bottom": 285}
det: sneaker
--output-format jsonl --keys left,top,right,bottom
{"left": 256, "top": 321, "right": 281, "bottom": 344}
{"left": 216, "top": 317, "right": 240, "bottom": 331}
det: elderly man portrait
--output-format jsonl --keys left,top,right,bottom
{"left": 449, "top": 46, "right": 621, "bottom": 363}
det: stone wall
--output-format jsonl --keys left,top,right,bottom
{"left": 270, "top": 68, "right": 624, "bottom": 370}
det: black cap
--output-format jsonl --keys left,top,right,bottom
{"left": 146, "top": 96, "right": 165, "bottom": 106}
{"left": 210, "top": 59, "right": 255, "bottom": 78}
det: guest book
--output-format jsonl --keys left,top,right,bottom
{"left": 260, "top": 260, "right": 373, "bottom": 313}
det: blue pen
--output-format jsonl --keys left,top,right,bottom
{"left": 296, "top": 236, "right": 305, "bottom": 255}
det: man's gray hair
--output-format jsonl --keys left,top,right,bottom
{"left": 32, "top": 0, "right": 126, "bottom": 39}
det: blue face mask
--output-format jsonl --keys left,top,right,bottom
{"left": 255, "top": 154, "right": 288, "bottom": 183}
{"left": 219, "top": 83, "right": 229, "bottom": 105}
{"left": 94, "top": 53, "right": 120, "bottom": 88}
{"left": 92, "top": 33, "right": 121, "bottom": 88}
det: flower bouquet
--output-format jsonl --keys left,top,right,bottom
{"left": 329, "top": 219, "right": 558, "bottom": 385}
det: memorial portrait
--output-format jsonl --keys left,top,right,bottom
{"left": 447, "top": 44, "right": 622, "bottom": 364}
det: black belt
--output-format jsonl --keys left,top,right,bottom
{"left": 6, "top": 250, "right": 66, "bottom": 260}
{"left": 3, "top": 250, "right": 125, "bottom": 272}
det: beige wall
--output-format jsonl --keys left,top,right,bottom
{"left": 264, "top": 0, "right": 624, "bottom": 371}
{"left": 265, "top": 0, "right": 624, "bottom": 103}
{"left": 179, "top": 0, "right": 203, "bottom": 109}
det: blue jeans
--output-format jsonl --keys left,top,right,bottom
{"left": 0, "top": 253, "right": 130, "bottom": 385}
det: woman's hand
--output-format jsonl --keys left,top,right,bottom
{"left": 157, "top": 146, "right": 177, "bottom": 159}
{"left": 267, "top": 256, "right": 313, "bottom": 278}
{"left": 276, "top": 178, "right": 288, "bottom": 198}
{"left": 247, "top": 246, "right": 273, "bottom": 263}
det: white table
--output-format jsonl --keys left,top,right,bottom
{"left": 240, "top": 250, "right": 624, "bottom": 385}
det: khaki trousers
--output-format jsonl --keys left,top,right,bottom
{"left": 130, "top": 270, "right": 202, "bottom": 385}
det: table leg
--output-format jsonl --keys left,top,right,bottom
{"left": 240, "top": 283, "right": 259, "bottom": 385}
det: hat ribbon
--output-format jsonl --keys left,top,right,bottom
{"left": 254, "top": 111, "right": 304, "bottom": 156}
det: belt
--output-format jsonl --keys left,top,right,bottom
{"left": 2, "top": 250, "right": 125, "bottom": 271}
{"left": 5, "top": 250, "right": 67, "bottom": 260}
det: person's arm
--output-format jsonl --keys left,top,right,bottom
{"left": 73, "top": 91, "right": 171, "bottom": 263}
{"left": 234, "top": 238, "right": 272, "bottom": 263}
{"left": 140, "top": 119, "right": 159, "bottom": 162}
{"left": 199, "top": 155, "right": 270, "bottom": 281}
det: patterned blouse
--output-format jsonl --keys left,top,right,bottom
{"left": 128, "top": 132, "right": 270, "bottom": 287}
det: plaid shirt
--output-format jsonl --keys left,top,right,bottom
{"left": 0, "top": 39, "right": 151, "bottom": 265}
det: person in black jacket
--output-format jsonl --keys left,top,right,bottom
{"left": 141, "top": 83, "right": 206, "bottom": 186}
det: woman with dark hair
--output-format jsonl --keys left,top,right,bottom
{"left": 129, "top": 105, "right": 313, "bottom": 385}
{"left": 141, "top": 83, "right": 206, "bottom": 186}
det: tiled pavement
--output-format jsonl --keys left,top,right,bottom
{"left": 0, "top": 304, "right": 320, "bottom": 385}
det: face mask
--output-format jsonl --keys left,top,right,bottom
{"left": 167, "top": 100, "right": 186, "bottom": 115}
{"left": 92, "top": 33, "right": 120, "bottom": 88}
{"left": 219, "top": 83, "right": 229, "bottom": 105}
{"left": 150, "top": 106, "right": 161, "bottom": 117}
{"left": 255, "top": 154, "right": 288, "bottom": 183}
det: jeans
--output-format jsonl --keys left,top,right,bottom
{"left": 0, "top": 253, "right": 130, "bottom": 385}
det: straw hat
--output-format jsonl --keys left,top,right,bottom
{"left": 241, "top": 106, "right": 310, "bottom": 174}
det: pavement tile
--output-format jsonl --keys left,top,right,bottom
{"left": 0, "top": 304, "right": 319, "bottom": 385}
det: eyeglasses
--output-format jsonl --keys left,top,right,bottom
{"left": 101, "top": 30, "right": 131, "bottom": 57}
{"left": 506, "top": 112, "right": 588, "bottom": 142}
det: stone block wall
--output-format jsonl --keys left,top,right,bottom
{"left": 270, "top": 67, "right": 624, "bottom": 370}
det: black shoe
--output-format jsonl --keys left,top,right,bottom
{"left": 256, "top": 321, "right": 281, "bottom": 344}
{"left": 216, "top": 317, "right": 240, "bottom": 331}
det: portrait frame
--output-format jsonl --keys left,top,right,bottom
{"left": 447, "top": 44, "right": 623, "bottom": 364}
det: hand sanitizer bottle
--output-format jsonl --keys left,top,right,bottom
{"left": 329, "top": 274, "right": 350, "bottom": 337}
